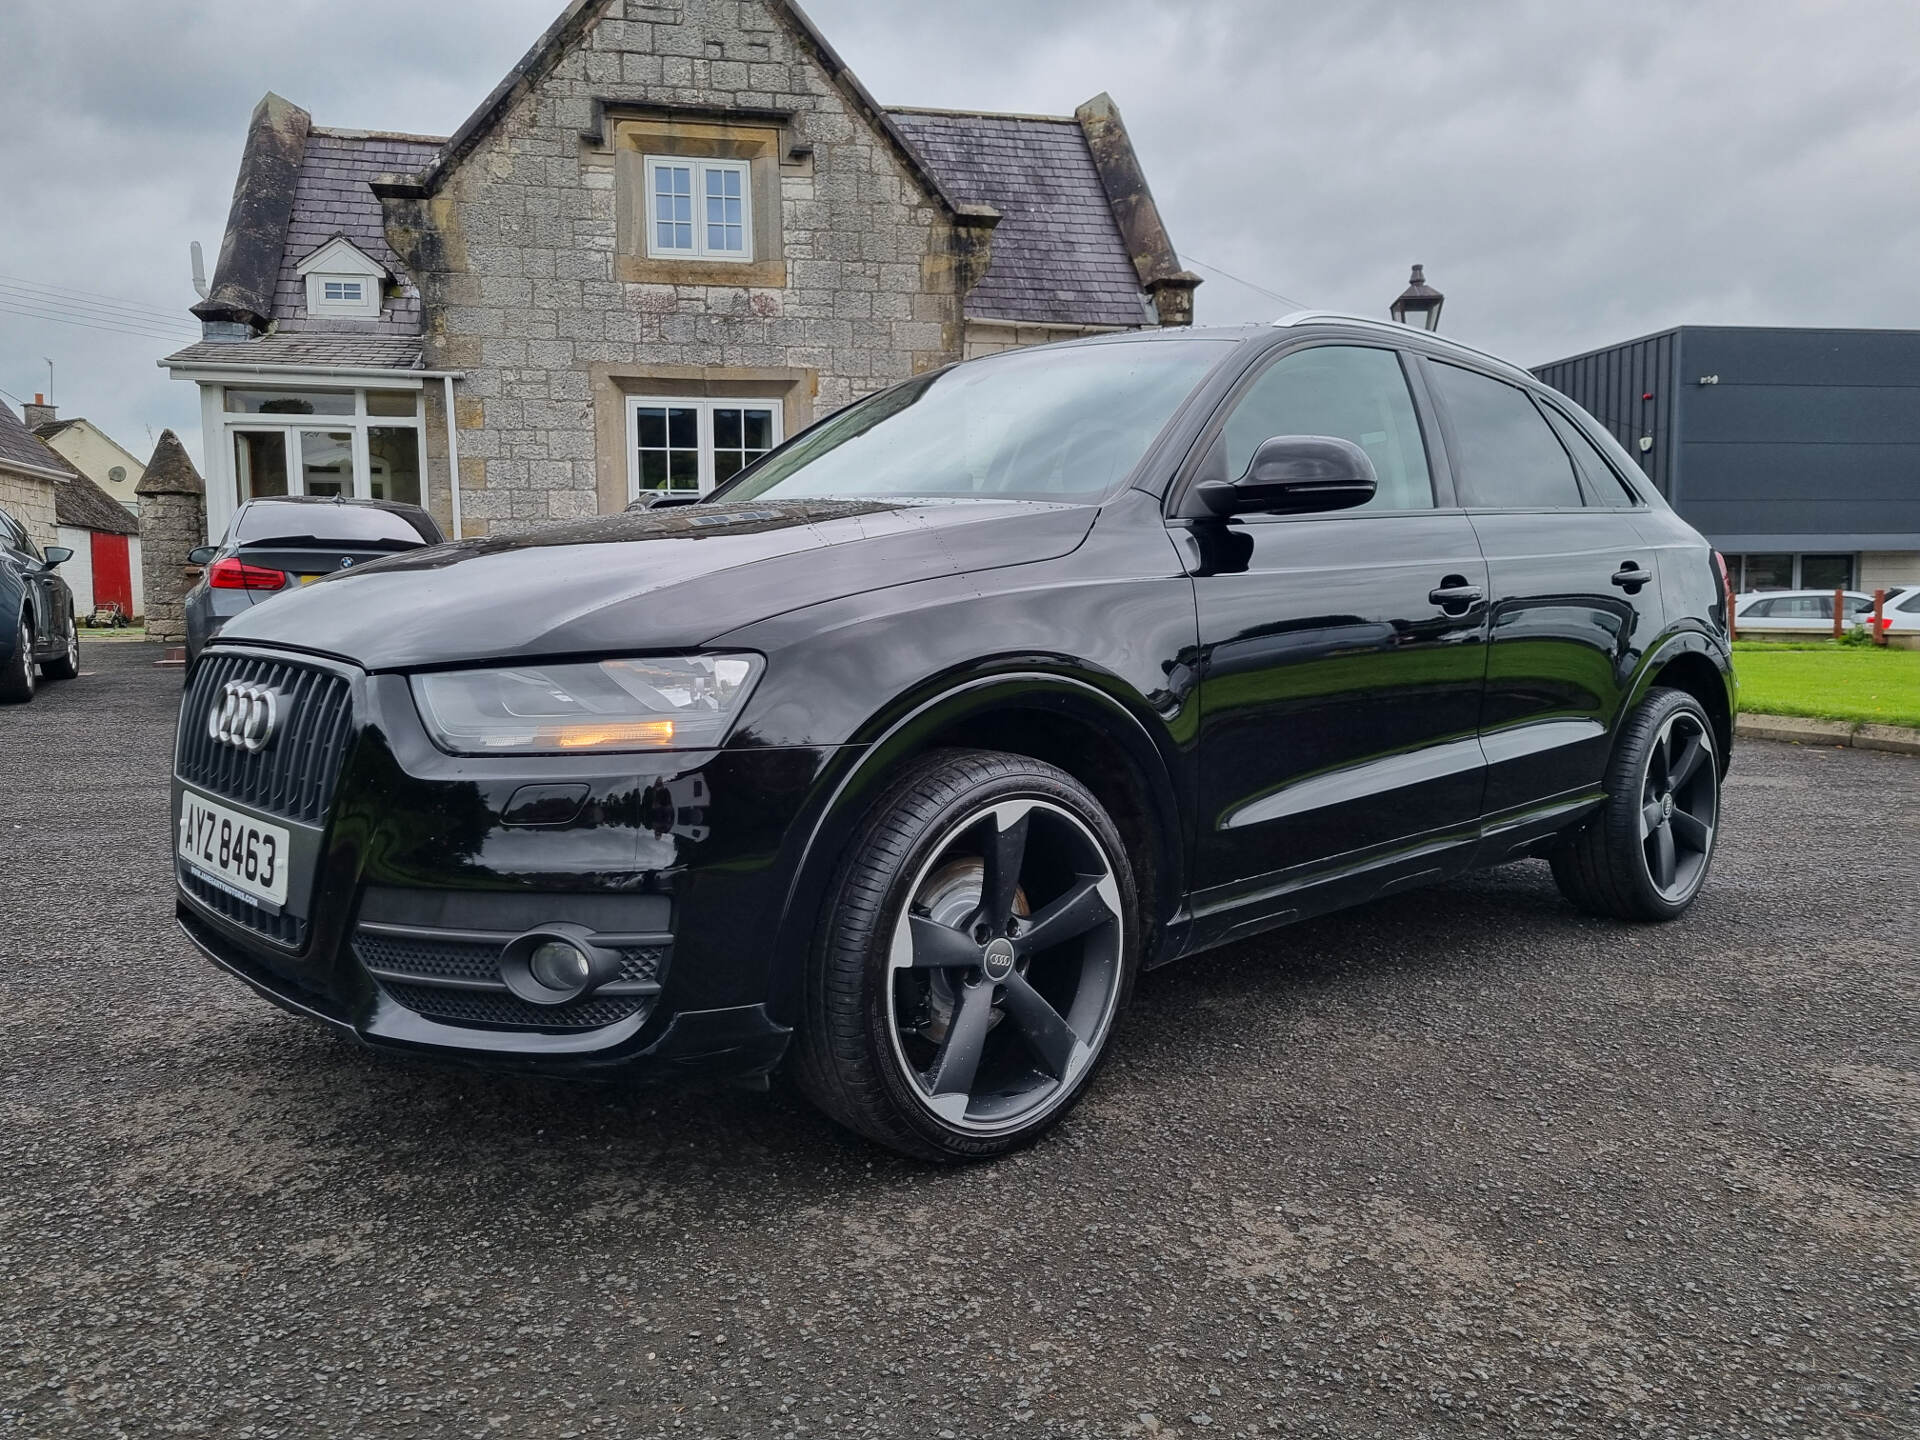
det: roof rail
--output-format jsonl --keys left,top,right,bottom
{"left": 1272, "top": 309, "right": 1523, "bottom": 373}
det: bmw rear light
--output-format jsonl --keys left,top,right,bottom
{"left": 208, "top": 558, "right": 288, "bottom": 590}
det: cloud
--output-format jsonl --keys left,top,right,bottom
{"left": 2, "top": 0, "right": 1915, "bottom": 468}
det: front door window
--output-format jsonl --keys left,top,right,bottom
{"left": 627, "top": 397, "right": 782, "bottom": 498}
{"left": 300, "top": 431, "right": 353, "bottom": 497}
{"left": 233, "top": 430, "right": 289, "bottom": 500}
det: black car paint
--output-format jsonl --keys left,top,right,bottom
{"left": 0, "top": 507, "right": 76, "bottom": 673}
{"left": 175, "top": 322, "right": 1736, "bottom": 1086}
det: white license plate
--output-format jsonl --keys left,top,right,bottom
{"left": 177, "top": 789, "right": 290, "bottom": 909}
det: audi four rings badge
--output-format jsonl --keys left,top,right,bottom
{"left": 209, "top": 682, "right": 282, "bottom": 752}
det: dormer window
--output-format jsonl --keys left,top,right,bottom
{"left": 295, "top": 235, "right": 389, "bottom": 319}
{"left": 644, "top": 156, "right": 752, "bottom": 261}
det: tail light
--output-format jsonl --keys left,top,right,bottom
{"left": 1712, "top": 551, "right": 1735, "bottom": 635}
{"left": 208, "top": 557, "right": 288, "bottom": 590}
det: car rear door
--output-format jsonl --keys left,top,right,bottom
{"left": 1420, "top": 358, "right": 1663, "bottom": 819}
{"left": 1181, "top": 340, "right": 1490, "bottom": 925}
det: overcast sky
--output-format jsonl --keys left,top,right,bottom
{"left": 2, "top": 0, "right": 1917, "bottom": 470}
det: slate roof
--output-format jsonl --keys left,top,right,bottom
{"left": 54, "top": 471, "right": 138, "bottom": 535}
{"left": 161, "top": 334, "right": 426, "bottom": 371}
{"left": 273, "top": 129, "right": 441, "bottom": 334}
{"left": 0, "top": 403, "right": 75, "bottom": 482}
{"left": 888, "top": 110, "right": 1151, "bottom": 328}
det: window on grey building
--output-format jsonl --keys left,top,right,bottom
{"left": 1799, "top": 554, "right": 1854, "bottom": 591}
{"left": 1737, "top": 553, "right": 1794, "bottom": 591}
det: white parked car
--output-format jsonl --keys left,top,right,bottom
{"left": 1862, "top": 584, "right": 1920, "bottom": 635}
{"left": 1733, "top": 589, "right": 1877, "bottom": 634}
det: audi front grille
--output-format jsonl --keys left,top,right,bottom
{"left": 177, "top": 651, "right": 354, "bottom": 825}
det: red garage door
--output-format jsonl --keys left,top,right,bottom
{"left": 91, "top": 532, "right": 132, "bottom": 615}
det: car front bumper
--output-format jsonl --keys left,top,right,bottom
{"left": 173, "top": 643, "right": 857, "bottom": 1083}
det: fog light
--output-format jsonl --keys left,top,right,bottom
{"left": 500, "top": 924, "right": 621, "bottom": 1005}
{"left": 530, "top": 940, "right": 592, "bottom": 992}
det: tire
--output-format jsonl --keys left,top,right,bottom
{"left": 1551, "top": 687, "right": 1721, "bottom": 921}
{"left": 40, "top": 613, "right": 79, "bottom": 681}
{"left": 793, "top": 749, "right": 1140, "bottom": 1162}
{"left": 0, "top": 613, "right": 35, "bottom": 704}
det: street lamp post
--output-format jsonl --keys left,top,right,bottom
{"left": 1390, "top": 264, "right": 1443, "bottom": 331}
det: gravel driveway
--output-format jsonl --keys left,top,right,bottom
{"left": 3, "top": 641, "right": 1916, "bottom": 1438}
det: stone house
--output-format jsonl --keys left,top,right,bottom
{"left": 0, "top": 400, "right": 73, "bottom": 550}
{"left": 26, "top": 400, "right": 146, "bottom": 514}
{"left": 161, "top": 0, "right": 1196, "bottom": 547}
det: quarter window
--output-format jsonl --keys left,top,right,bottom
{"left": 1219, "top": 345, "right": 1434, "bottom": 512}
{"left": 1428, "top": 362, "right": 1584, "bottom": 508}
{"left": 627, "top": 397, "right": 782, "bottom": 498}
{"left": 1542, "top": 406, "right": 1640, "bottom": 507}
{"left": 644, "top": 157, "right": 752, "bottom": 261}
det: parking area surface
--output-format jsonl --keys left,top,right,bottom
{"left": 3, "top": 640, "right": 1916, "bottom": 1439}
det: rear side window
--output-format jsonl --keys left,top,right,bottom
{"left": 1428, "top": 361, "right": 1584, "bottom": 508}
{"left": 235, "top": 502, "right": 440, "bottom": 546}
{"left": 1542, "top": 406, "right": 1641, "bottom": 508}
{"left": 1219, "top": 345, "right": 1434, "bottom": 511}
{"left": 1899, "top": 591, "right": 1920, "bottom": 614}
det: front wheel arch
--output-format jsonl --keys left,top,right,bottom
{"left": 765, "top": 672, "right": 1185, "bottom": 1028}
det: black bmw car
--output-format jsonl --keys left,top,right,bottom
{"left": 173, "top": 317, "right": 1735, "bottom": 1160}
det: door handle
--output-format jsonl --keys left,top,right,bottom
{"left": 1611, "top": 563, "right": 1653, "bottom": 592}
{"left": 1428, "top": 577, "right": 1483, "bottom": 612}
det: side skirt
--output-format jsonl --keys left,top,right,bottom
{"left": 1158, "top": 788, "right": 1605, "bottom": 967}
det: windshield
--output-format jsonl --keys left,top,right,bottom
{"left": 234, "top": 502, "right": 440, "bottom": 547}
{"left": 717, "top": 338, "right": 1234, "bottom": 503}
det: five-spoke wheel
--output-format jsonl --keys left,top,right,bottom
{"left": 1552, "top": 686, "right": 1721, "bottom": 920}
{"left": 795, "top": 750, "right": 1138, "bottom": 1160}
{"left": 1638, "top": 708, "right": 1717, "bottom": 902}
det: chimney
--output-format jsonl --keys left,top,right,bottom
{"left": 22, "top": 393, "right": 55, "bottom": 429}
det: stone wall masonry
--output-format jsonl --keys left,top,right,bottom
{"left": 137, "top": 491, "right": 207, "bottom": 645}
{"left": 392, "top": 0, "right": 971, "bottom": 534}
{"left": 0, "top": 470, "right": 59, "bottom": 550}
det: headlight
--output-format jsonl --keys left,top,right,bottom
{"left": 410, "top": 654, "right": 763, "bottom": 755}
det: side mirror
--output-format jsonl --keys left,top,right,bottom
{"left": 1192, "top": 435, "right": 1378, "bottom": 518}
{"left": 186, "top": 546, "right": 217, "bottom": 567}
{"left": 42, "top": 546, "right": 73, "bottom": 567}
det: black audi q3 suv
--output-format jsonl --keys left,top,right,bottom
{"left": 173, "top": 316, "right": 1735, "bottom": 1160}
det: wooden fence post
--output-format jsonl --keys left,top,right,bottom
{"left": 1833, "top": 588, "right": 1844, "bottom": 641}
{"left": 1874, "top": 588, "right": 1888, "bottom": 647}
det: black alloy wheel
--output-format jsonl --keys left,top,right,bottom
{"left": 795, "top": 750, "right": 1138, "bottom": 1161}
{"left": 0, "top": 615, "right": 34, "bottom": 703}
{"left": 1552, "top": 686, "right": 1721, "bottom": 920}
{"left": 41, "top": 613, "right": 79, "bottom": 681}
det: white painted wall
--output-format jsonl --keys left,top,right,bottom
{"left": 55, "top": 525, "right": 94, "bottom": 612}
{"left": 128, "top": 538, "right": 144, "bottom": 618}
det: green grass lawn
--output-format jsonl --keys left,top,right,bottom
{"left": 1733, "top": 642, "right": 1920, "bottom": 728}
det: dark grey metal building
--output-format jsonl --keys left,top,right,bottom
{"left": 1534, "top": 326, "right": 1920, "bottom": 594}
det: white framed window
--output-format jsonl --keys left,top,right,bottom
{"left": 626, "top": 396, "right": 782, "bottom": 498}
{"left": 643, "top": 156, "right": 752, "bottom": 261}
{"left": 220, "top": 387, "right": 426, "bottom": 507}
{"left": 296, "top": 236, "right": 387, "bottom": 318}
